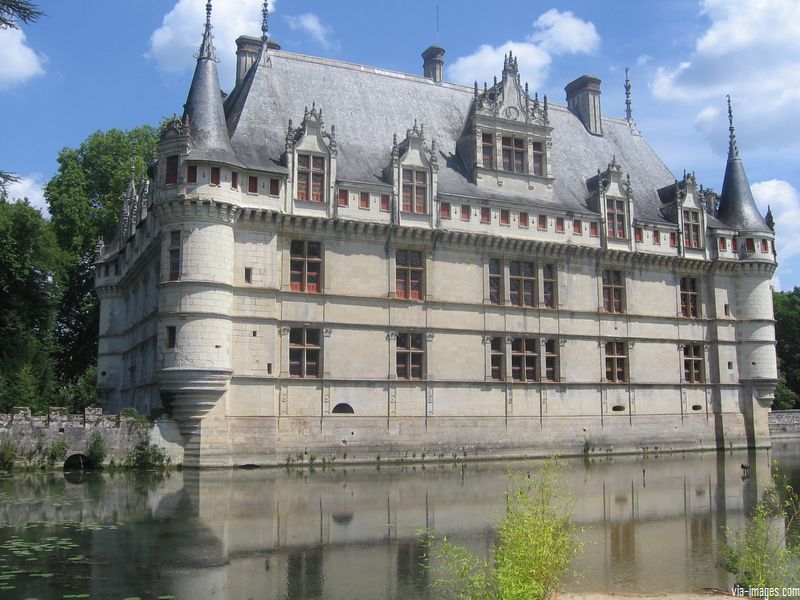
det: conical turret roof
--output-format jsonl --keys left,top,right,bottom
{"left": 182, "top": 1, "right": 240, "bottom": 166}
{"left": 717, "top": 97, "right": 770, "bottom": 233}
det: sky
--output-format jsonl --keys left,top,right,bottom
{"left": 1, "top": 0, "right": 799, "bottom": 289}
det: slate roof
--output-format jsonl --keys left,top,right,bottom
{"left": 718, "top": 149, "right": 771, "bottom": 234}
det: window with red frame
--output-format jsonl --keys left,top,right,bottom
{"left": 573, "top": 219, "right": 582, "bottom": 235}
{"left": 606, "top": 198, "right": 626, "bottom": 238}
{"left": 402, "top": 169, "right": 427, "bottom": 213}
{"left": 248, "top": 176, "right": 258, "bottom": 193}
{"left": 297, "top": 154, "right": 325, "bottom": 202}
{"left": 500, "top": 209, "right": 510, "bottom": 225}
{"left": 761, "top": 239, "right": 769, "bottom": 253}
{"left": 396, "top": 249, "right": 423, "bottom": 300}
{"left": 511, "top": 337, "right": 537, "bottom": 382}
{"left": 680, "top": 276, "right": 699, "bottom": 318}
{"left": 538, "top": 215, "right": 547, "bottom": 230}
{"left": 683, "top": 210, "right": 701, "bottom": 248}
{"left": 653, "top": 230, "right": 661, "bottom": 245}
{"left": 360, "top": 191, "right": 370, "bottom": 209}
{"left": 337, "top": 189, "right": 349, "bottom": 207}
{"left": 186, "top": 164, "right": 197, "bottom": 184}
{"left": 482, "top": 133, "right": 494, "bottom": 168}
{"left": 165, "top": 155, "right": 178, "bottom": 185}
{"left": 396, "top": 332, "right": 424, "bottom": 379}
{"left": 745, "top": 238, "right": 755, "bottom": 253}
{"left": 590, "top": 222, "right": 599, "bottom": 237}
{"left": 231, "top": 172, "right": 238, "bottom": 190}
{"left": 605, "top": 341, "right": 627, "bottom": 382}
{"left": 461, "top": 204, "right": 471, "bottom": 221}
{"left": 719, "top": 237, "right": 727, "bottom": 251}
{"left": 210, "top": 167, "right": 220, "bottom": 185}
{"left": 670, "top": 232, "right": 678, "bottom": 247}
{"left": 269, "top": 178, "right": 279, "bottom": 196}
{"left": 480, "top": 207, "right": 491, "bottom": 224}
{"left": 634, "top": 227, "right": 643, "bottom": 242}
{"left": 502, "top": 137, "right": 526, "bottom": 173}
{"left": 380, "top": 194, "right": 391, "bottom": 212}
{"left": 289, "top": 240, "right": 322, "bottom": 293}
{"left": 440, "top": 202, "right": 451, "bottom": 219}
{"left": 509, "top": 260, "right": 536, "bottom": 307}
{"left": 519, "top": 212, "right": 529, "bottom": 228}
{"left": 602, "top": 269, "right": 625, "bottom": 313}
{"left": 556, "top": 217, "right": 565, "bottom": 232}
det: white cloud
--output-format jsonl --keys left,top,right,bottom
{"left": 752, "top": 180, "right": 800, "bottom": 262}
{"left": 636, "top": 54, "right": 652, "bottom": 67}
{"left": 448, "top": 9, "right": 599, "bottom": 88}
{"left": 147, "top": 0, "right": 276, "bottom": 88}
{"left": 6, "top": 173, "right": 47, "bottom": 216}
{"left": 0, "top": 27, "right": 45, "bottom": 90}
{"left": 285, "top": 13, "right": 337, "bottom": 52}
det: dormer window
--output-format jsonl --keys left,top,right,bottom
{"left": 683, "top": 210, "right": 701, "bottom": 248}
{"left": 401, "top": 169, "right": 427, "bottom": 214}
{"left": 482, "top": 133, "right": 494, "bottom": 168}
{"left": 502, "top": 137, "right": 525, "bottom": 173}
{"left": 532, "top": 142, "right": 544, "bottom": 176}
{"left": 606, "top": 198, "right": 627, "bottom": 239}
{"left": 297, "top": 154, "right": 325, "bottom": 202}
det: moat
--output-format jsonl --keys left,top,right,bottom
{"left": 1, "top": 441, "right": 799, "bottom": 599}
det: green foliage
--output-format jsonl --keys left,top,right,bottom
{"left": 123, "top": 439, "right": 170, "bottom": 470}
{"left": 774, "top": 374, "right": 800, "bottom": 411}
{"left": 53, "top": 367, "right": 98, "bottom": 414}
{"left": 774, "top": 288, "right": 800, "bottom": 409}
{"left": 48, "top": 438, "right": 68, "bottom": 464}
{"left": 0, "top": 436, "right": 15, "bottom": 471}
{"left": 721, "top": 470, "right": 800, "bottom": 587}
{"left": 85, "top": 430, "right": 106, "bottom": 469}
{"left": 121, "top": 406, "right": 149, "bottom": 429}
{"left": 424, "top": 460, "right": 580, "bottom": 600}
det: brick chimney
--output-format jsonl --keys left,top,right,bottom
{"left": 235, "top": 35, "right": 282, "bottom": 87}
{"left": 422, "top": 45, "right": 445, "bottom": 83}
{"left": 565, "top": 75, "right": 602, "bottom": 136}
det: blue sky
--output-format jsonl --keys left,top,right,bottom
{"left": 2, "top": 0, "right": 799, "bottom": 289}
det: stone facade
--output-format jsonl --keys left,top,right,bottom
{"left": 95, "top": 4, "right": 777, "bottom": 466}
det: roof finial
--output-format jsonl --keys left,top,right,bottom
{"left": 206, "top": 0, "right": 212, "bottom": 27}
{"left": 727, "top": 94, "right": 739, "bottom": 159}
{"left": 624, "top": 66, "right": 632, "bottom": 121}
{"left": 196, "top": 0, "right": 217, "bottom": 61}
{"left": 261, "top": 0, "right": 269, "bottom": 41}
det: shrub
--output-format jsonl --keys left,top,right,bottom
{"left": 123, "top": 439, "right": 170, "bottom": 470}
{"left": 424, "top": 459, "right": 581, "bottom": 600}
{"left": 86, "top": 430, "right": 107, "bottom": 469}
{"left": 120, "top": 406, "right": 149, "bottom": 428}
{"left": 0, "top": 436, "right": 15, "bottom": 471}
{"left": 720, "top": 469, "right": 800, "bottom": 587}
{"left": 48, "top": 438, "right": 68, "bottom": 464}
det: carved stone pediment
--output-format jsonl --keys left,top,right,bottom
{"left": 473, "top": 52, "right": 548, "bottom": 127}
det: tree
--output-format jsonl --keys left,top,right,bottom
{"left": 0, "top": 0, "right": 43, "bottom": 30}
{"left": 774, "top": 288, "right": 800, "bottom": 409}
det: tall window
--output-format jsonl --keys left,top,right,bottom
{"left": 680, "top": 276, "right": 699, "bottom": 318}
{"left": 605, "top": 342, "right": 627, "bottom": 382}
{"left": 509, "top": 260, "right": 536, "bottom": 307}
{"left": 653, "top": 230, "right": 661, "bottom": 245}
{"left": 683, "top": 344, "right": 704, "bottom": 383}
{"left": 543, "top": 339, "right": 559, "bottom": 381}
{"left": 297, "top": 154, "right": 325, "bottom": 202}
{"left": 502, "top": 137, "right": 526, "bottom": 173}
{"left": 402, "top": 169, "right": 427, "bottom": 214}
{"left": 249, "top": 176, "right": 258, "bottom": 194}
{"left": 531, "top": 142, "right": 544, "bottom": 176}
{"left": 556, "top": 217, "right": 565, "bottom": 233}
{"left": 231, "top": 172, "right": 239, "bottom": 190}
{"left": 440, "top": 202, "right": 451, "bottom": 219}
{"left": 602, "top": 270, "right": 624, "bottom": 313}
{"left": 187, "top": 164, "right": 197, "bottom": 184}
{"left": 289, "top": 327, "right": 320, "bottom": 378}
{"left": 396, "top": 249, "right": 423, "bottom": 300}
{"left": 683, "top": 210, "right": 701, "bottom": 248}
{"left": 719, "top": 237, "right": 727, "bottom": 251}
{"left": 490, "top": 336, "right": 504, "bottom": 380}
{"left": 480, "top": 207, "right": 491, "bottom": 224}
{"left": 519, "top": 212, "right": 529, "bottom": 228}
{"left": 380, "top": 194, "right": 391, "bottom": 212}
{"left": 168, "top": 230, "right": 181, "bottom": 281}
{"left": 210, "top": 166, "right": 220, "bottom": 185}
{"left": 500, "top": 210, "right": 510, "bottom": 226}
{"left": 482, "top": 133, "right": 494, "bottom": 168}
{"left": 511, "top": 338, "right": 537, "bottom": 382}
{"left": 542, "top": 264, "right": 556, "bottom": 308}
{"left": 359, "top": 191, "right": 370, "bottom": 209}
{"left": 337, "top": 188, "right": 349, "bottom": 207}
{"left": 590, "top": 222, "right": 599, "bottom": 237}
{"left": 290, "top": 240, "right": 322, "bottom": 293}
{"left": 489, "top": 258, "right": 502, "bottom": 304}
{"left": 396, "top": 332, "right": 424, "bottom": 379}
{"left": 606, "top": 198, "right": 626, "bottom": 239}
{"left": 165, "top": 155, "right": 179, "bottom": 185}
{"left": 461, "top": 204, "right": 471, "bottom": 221}
{"left": 269, "top": 178, "right": 280, "bottom": 196}
{"left": 166, "top": 326, "right": 176, "bottom": 349}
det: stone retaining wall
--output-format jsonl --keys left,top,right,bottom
{"left": 769, "top": 410, "right": 800, "bottom": 438}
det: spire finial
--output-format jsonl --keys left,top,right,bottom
{"left": 624, "top": 66, "right": 632, "bottom": 121}
{"left": 726, "top": 94, "right": 739, "bottom": 158}
{"left": 196, "top": 0, "right": 217, "bottom": 61}
{"left": 206, "top": 0, "right": 212, "bottom": 27}
{"left": 261, "top": 0, "right": 269, "bottom": 41}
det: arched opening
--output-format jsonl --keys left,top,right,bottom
{"left": 63, "top": 454, "right": 90, "bottom": 471}
{"left": 332, "top": 403, "right": 354, "bottom": 414}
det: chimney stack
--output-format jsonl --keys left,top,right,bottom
{"left": 565, "top": 75, "right": 602, "bottom": 136}
{"left": 422, "top": 45, "right": 445, "bottom": 83}
{"left": 235, "top": 35, "right": 282, "bottom": 87}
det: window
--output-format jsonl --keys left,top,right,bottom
{"left": 683, "top": 344, "right": 704, "bottom": 383}
{"left": 605, "top": 342, "right": 627, "bottom": 382}
{"left": 248, "top": 176, "right": 258, "bottom": 194}
{"left": 490, "top": 336, "right": 504, "bottom": 381}
{"left": 653, "top": 230, "right": 661, "bottom": 245}
{"left": 461, "top": 205, "right": 471, "bottom": 221}
{"left": 380, "top": 194, "right": 391, "bottom": 212}
{"left": 500, "top": 210, "right": 510, "bottom": 226}
{"left": 670, "top": 232, "right": 678, "bottom": 247}
{"left": 297, "top": 154, "right": 325, "bottom": 202}
{"left": 606, "top": 198, "right": 626, "bottom": 239}
{"left": 440, "top": 202, "right": 451, "bottom": 219}
{"left": 556, "top": 217, "right": 565, "bottom": 233}
{"left": 396, "top": 249, "right": 423, "bottom": 300}
{"left": 733, "top": 237, "right": 739, "bottom": 253}
{"left": 210, "top": 166, "right": 220, "bottom": 186}
{"left": 683, "top": 210, "right": 701, "bottom": 248}
{"left": 269, "top": 178, "right": 280, "bottom": 196}
{"left": 519, "top": 212, "right": 529, "bottom": 228}
{"left": 680, "top": 277, "right": 699, "bottom": 318}
{"left": 542, "top": 264, "right": 556, "bottom": 308}
{"left": 360, "top": 191, "right": 370, "bottom": 209}
{"left": 290, "top": 240, "right": 322, "bottom": 293}
{"left": 231, "top": 172, "right": 239, "bottom": 189}
{"left": 338, "top": 188, "right": 349, "bottom": 207}
{"left": 244, "top": 267, "right": 252, "bottom": 284}
{"left": 165, "top": 155, "right": 179, "bottom": 185}
{"left": 289, "top": 327, "right": 320, "bottom": 378}
{"left": 531, "top": 142, "right": 544, "bottom": 176}
{"left": 502, "top": 137, "right": 526, "bottom": 173}
{"left": 511, "top": 338, "right": 537, "bottom": 382}
{"left": 396, "top": 332, "right": 424, "bottom": 379}
{"left": 760, "top": 239, "right": 769, "bottom": 253}
{"left": 538, "top": 215, "right": 547, "bottom": 230}
{"left": 719, "top": 237, "right": 727, "bottom": 251}
{"left": 166, "top": 326, "right": 176, "bottom": 349}
{"left": 480, "top": 207, "right": 491, "bottom": 224}
{"left": 187, "top": 164, "right": 197, "bottom": 184}
{"left": 402, "top": 169, "right": 427, "bottom": 214}
{"left": 482, "top": 133, "right": 494, "bottom": 168}
{"left": 489, "top": 258, "right": 502, "bottom": 304}
{"left": 602, "top": 269, "right": 624, "bottom": 313}
{"left": 509, "top": 260, "right": 536, "bottom": 307}
{"left": 168, "top": 230, "right": 181, "bottom": 281}
{"left": 543, "top": 339, "right": 559, "bottom": 381}
{"left": 573, "top": 219, "right": 582, "bottom": 235}
{"left": 634, "top": 227, "right": 643, "bottom": 242}
{"left": 590, "top": 222, "right": 599, "bottom": 237}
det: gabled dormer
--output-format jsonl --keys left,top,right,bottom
{"left": 658, "top": 171, "right": 708, "bottom": 257}
{"left": 384, "top": 120, "right": 438, "bottom": 227}
{"left": 284, "top": 103, "right": 338, "bottom": 216}
{"left": 457, "top": 51, "right": 553, "bottom": 196}
{"left": 587, "top": 156, "right": 635, "bottom": 250}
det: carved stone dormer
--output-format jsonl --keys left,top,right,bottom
{"left": 384, "top": 120, "right": 438, "bottom": 227}
{"left": 284, "top": 103, "right": 338, "bottom": 216}
{"left": 458, "top": 51, "right": 553, "bottom": 196}
{"left": 588, "top": 156, "right": 635, "bottom": 250}
{"left": 657, "top": 170, "right": 707, "bottom": 257}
